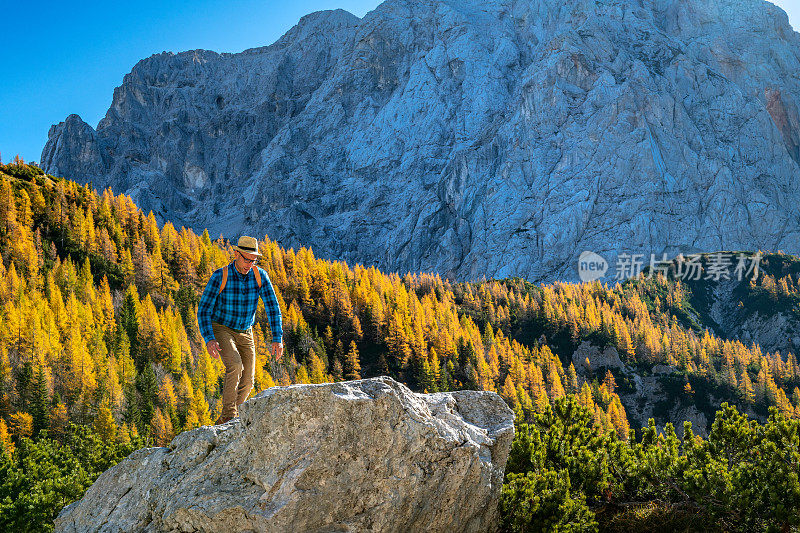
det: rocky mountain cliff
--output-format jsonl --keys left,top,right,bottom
{"left": 54, "top": 377, "right": 515, "bottom": 533}
{"left": 42, "top": 0, "right": 800, "bottom": 283}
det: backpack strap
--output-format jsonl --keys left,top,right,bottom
{"left": 253, "top": 266, "right": 262, "bottom": 289}
{"left": 218, "top": 264, "right": 261, "bottom": 294}
{"left": 218, "top": 264, "right": 229, "bottom": 294}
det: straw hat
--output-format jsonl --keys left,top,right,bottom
{"left": 232, "top": 235, "right": 262, "bottom": 257}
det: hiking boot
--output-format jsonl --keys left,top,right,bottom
{"left": 215, "top": 416, "right": 234, "bottom": 425}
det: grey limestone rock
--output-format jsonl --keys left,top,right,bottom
{"left": 42, "top": 0, "right": 800, "bottom": 283}
{"left": 54, "top": 376, "right": 515, "bottom": 533}
{"left": 572, "top": 340, "right": 626, "bottom": 372}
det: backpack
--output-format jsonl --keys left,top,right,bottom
{"left": 218, "top": 264, "right": 262, "bottom": 294}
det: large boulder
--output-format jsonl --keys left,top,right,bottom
{"left": 55, "top": 376, "right": 515, "bottom": 532}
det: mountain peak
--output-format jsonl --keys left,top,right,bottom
{"left": 42, "top": 0, "right": 800, "bottom": 284}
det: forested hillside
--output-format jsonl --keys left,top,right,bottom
{"left": 0, "top": 160, "right": 637, "bottom": 449}
{"left": 0, "top": 159, "right": 799, "bottom": 531}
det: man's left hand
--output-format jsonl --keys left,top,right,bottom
{"left": 270, "top": 342, "right": 284, "bottom": 360}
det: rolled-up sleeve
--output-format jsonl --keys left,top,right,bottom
{"left": 259, "top": 268, "right": 283, "bottom": 343}
{"left": 198, "top": 268, "right": 222, "bottom": 344}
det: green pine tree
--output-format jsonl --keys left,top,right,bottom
{"left": 29, "top": 365, "right": 50, "bottom": 437}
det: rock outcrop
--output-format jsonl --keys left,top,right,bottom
{"left": 54, "top": 376, "right": 515, "bottom": 533}
{"left": 41, "top": 0, "right": 800, "bottom": 283}
{"left": 572, "top": 341, "right": 625, "bottom": 372}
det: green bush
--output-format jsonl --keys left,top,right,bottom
{"left": 501, "top": 470, "right": 597, "bottom": 532}
{"left": 0, "top": 425, "right": 142, "bottom": 533}
{"left": 500, "top": 398, "right": 800, "bottom": 532}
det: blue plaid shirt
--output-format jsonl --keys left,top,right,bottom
{"left": 198, "top": 263, "right": 283, "bottom": 344}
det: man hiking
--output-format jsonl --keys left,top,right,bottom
{"left": 198, "top": 235, "right": 283, "bottom": 425}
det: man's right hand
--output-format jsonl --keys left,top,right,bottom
{"left": 206, "top": 340, "right": 221, "bottom": 360}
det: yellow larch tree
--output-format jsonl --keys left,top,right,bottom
{"left": 94, "top": 402, "right": 118, "bottom": 443}
{"left": 151, "top": 407, "right": 174, "bottom": 446}
{"left": 0, "top": 418, "right": 14, "bottom": 455}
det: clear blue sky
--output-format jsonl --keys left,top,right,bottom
{"left": 0, "top": 0, "right": 383, "bottom": 164}
{"left": 1, "top": 0, "right": 797, "bottom": 165}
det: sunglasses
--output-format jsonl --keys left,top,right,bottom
{"left": 237, "top": 251, "right": 258, "bottom": 264}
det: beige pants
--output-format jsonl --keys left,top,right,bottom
{"left": 212, "top": 322, "right": 256, "bottom": 418}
